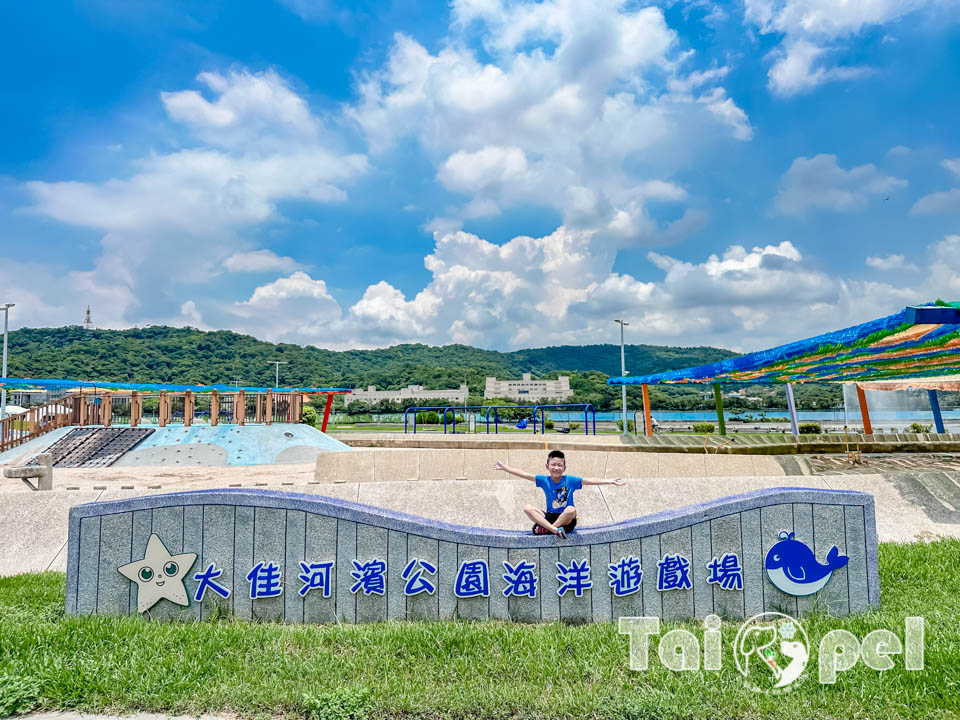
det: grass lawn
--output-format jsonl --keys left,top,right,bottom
{"left": 1, "top": 541, "right": 958, "bottom": 719}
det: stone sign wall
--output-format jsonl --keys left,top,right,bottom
{"left": 66, "top": 487, "right": 879, "bottom": 622}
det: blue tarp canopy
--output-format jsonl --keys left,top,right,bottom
{"left": 0, "top": 377, "right": 351, "bottom": 394}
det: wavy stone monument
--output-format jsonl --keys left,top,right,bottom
{"left": 66, "top": 487, "right": 879, "bottom": 622}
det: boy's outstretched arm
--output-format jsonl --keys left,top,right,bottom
{"left": 494, "top": 459, "right": 537, "bottom": 482}
{"left": 582, "top": 477, "right": 626, "bottom": 486}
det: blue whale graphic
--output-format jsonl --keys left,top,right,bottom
{"left": 764, "top": 531, "right": 848, "bottom": 596}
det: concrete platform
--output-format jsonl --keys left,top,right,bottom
{"left": 314, "top": 447, "right": 787, "bottom": 483}
{"left": 2, "top": 459, "right": 958, "bottom": 576}
{"left": 332, "top": 430, "right": 960, "bottom": 455}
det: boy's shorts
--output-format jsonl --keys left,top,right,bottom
{"left": 542, "top": 510, "right": 577, "bottom": 532}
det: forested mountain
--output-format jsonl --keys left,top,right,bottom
{"left": 4, "top": 326, "right": 733, "bottom": 389}
{"left": 3, "top": 325, "right": 845, "bottom": 410}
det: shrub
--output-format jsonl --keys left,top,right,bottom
{"left": 908, "top": 422, "right": 932, "bottom": 433}
{"left": 615, "top": 418, "right": 636, "bottom": 432}
{"left": 569, "top": 422, "right": 580, "bottom": 431}
{"left": 301, "top": 687, "right": 372, "bottom": 720}
{"left": 415, "top": 411, "right": 440, "bottom": 424}
{"left": 692, "top": 422, "right": 715, "bottom": 434}
{"left": 799, "top": 422, "right": 821, "bottom": 434}
{"left": 544, "top": 418, "right": 555, "bottom": 430}
{"left": 301, "top": 406, "right": 319, "bottom": 426}
{"left": 0, "top": 673, "right": 41, "bottom": 716}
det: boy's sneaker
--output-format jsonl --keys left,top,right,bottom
{"left": 556, "top": 527, "right": 567, "bottom": 540}
{"left": 532, "top": 524, "right": 550, "bottom": 535}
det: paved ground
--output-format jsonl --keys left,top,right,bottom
{"left": 2, "top": 450, "right": 959, "bottom": 576}
{"left": 806, "top": 452, "right": 960, "bottom": 474}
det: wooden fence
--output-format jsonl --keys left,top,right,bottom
{"left": 0, "top": 396, "right": 76, "bottom": 453}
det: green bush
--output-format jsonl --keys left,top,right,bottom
{"left": 301, "top": 687, "right": 372, "bottom": 720}
{"left": 544, "top": 418, "right": 555, "bottom": 430}
{"left": 692, "top": 422, "right": 715, "bottom": 434}
{"left": 301, "top": 406, "right": 319, "bottom": 426}
{"left": 0, "top": 673, "right": 41, "bottom": 716}
{"left": 615, "top": 418, "right": 636, "bottom": 432}
{"left": 415, "top": 411, "right": 440, "bottom": 424}
{"left": 569, "top": 422, "right": 580, "bottom": 431}
{"left": 799, "top": 422, "right": 821, "bottom": 434}
{"left": 908, "top": 422, "right": 933, "bottom": 433}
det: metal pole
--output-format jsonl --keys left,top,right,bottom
{"left": 713, "top": 384, "right": 727, "bottom": 436}
{"left": 1, "top": 304, "right": 13, "bottom": 421}
{"left": 929, "top": 390, "right": 946, "bottom": 434}
{"left": 615, "top": 319, "right": 629, "bottom": 435}
{"left": 785, "top": 383, "right": 800, "bottom": 438}
{"left": 268, "top": 361, "right": 288, "bottom": 388}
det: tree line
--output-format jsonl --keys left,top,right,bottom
{"left": 5, "top": 325, "right": 850, "bottom": 411}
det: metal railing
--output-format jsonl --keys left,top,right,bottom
{"left": 533, "top": 404, "right": 596, "bottom": 435}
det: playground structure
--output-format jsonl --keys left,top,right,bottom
{"left": 611, "top": 303, "right": 960, "bottom": 439}
{"left": 403, "top": 403, "right": 597, "bottom": 435}
{"left": 0, "top": 376, "right": 351, "bottom": 454}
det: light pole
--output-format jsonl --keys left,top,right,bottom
{"left": 614, "top": 319, "right": 629, "bottom": 435}
{"left": 1, "top": 303, "right": 13, "bottom": 421}
{"left": 268, "top": 361, "right": 288, "bottom": 388}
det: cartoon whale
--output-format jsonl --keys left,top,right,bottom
{"left": 764, "top": 531, "right": 848, "bottom": 596}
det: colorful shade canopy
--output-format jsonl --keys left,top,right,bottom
{"left": 609, "top": 303, "right": 960, "bottom": 386}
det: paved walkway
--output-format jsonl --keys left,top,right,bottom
{"left": 2, "top": 454, "right": 958, "bottom": 576}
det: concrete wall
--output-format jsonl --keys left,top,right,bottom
{"left": 66, "top": 487, "right": 878, "bottom": 622}
{"left": 314, "top": 448, "right": 786, "bottom": 483}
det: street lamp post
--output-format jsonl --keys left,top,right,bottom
{"left": 614, "top": 319, "right": 629, "bottom": 435}
{"left": 1, "top": 303, "right": 13, "bottom": 421}
{"left": 268, "top": 361, "right": 288, "bottom": 388}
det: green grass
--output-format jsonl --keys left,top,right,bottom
{"left": 1, "top": 541, "right": 959, "bottom": 719}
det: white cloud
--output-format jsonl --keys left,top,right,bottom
{"left": 161, "top": 70, "right": 318, "bottom": 147}
{"left": 866, "top": 254, "right": 918, "bottom": 272}
{"left": 227, "top": 271, "right": 343, "bottom": 343}
{"left": 743, "top": 0, "right": 954, "bottom": 96}
{"left": 772, "top": 153, "right": 906, "bottom": 216}
{"left": 222, "top": 249, "right": 301, "bottom": 273}
{"left": 437, "top": 146, "right": 529, "bottom": 193}
{"left": 907, "top": 157, "right": 960, "bottom": 215}
{"left": 347, "top": 0, "right": 753, "bottom": 244}
{"left": 23, "top": 70, "right": 368, "bottom": 329}
{"left": 910, "top": 188, "right": 960, "bottom": 215}
{"left": 765, "top": 40, "right": 868, "bottom": 97}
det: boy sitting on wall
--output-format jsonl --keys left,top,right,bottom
{"left": 494, "top": 450, "right": 625, "bottom": 538}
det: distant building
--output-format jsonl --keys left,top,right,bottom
{"left": 9, "top": 389, "right": 49, "bottom": 406}
{"left": 484, "top": 373, "right": 573, "bottom": 402}
{"left": 343, "top": 384, "right": 469, "bottom": 407}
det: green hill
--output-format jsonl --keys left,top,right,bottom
{"left": 2, "top": 326, "right": 854, "bottom": 411}
{"left": 4, "top": 325, "right": 733, "bottom": 388}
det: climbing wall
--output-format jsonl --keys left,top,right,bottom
{"left": 33, "top": 428, "right": 155, "bottom": 468}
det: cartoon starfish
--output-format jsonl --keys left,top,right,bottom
{"left": 118, "top": 533, "right": 197, "bottom": 613}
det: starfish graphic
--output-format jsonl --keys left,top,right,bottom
{"left": 118, "top": 533, "right": 197, "bottom": 613}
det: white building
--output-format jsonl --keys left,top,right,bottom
{"left": 484, "top": 373, "right": 573, "bottom": 402}
{"left": 343, "top": 383, "right": 469, "bottom": 407}
{"left": 8, "top": 389, "right": 49, "bottom": 406}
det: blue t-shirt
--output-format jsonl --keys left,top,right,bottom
{"left": 536, "top": 474, "right": 582, "bottom": 512}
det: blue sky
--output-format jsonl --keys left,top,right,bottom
{"left": 2, "top": 0, "right": 959, "bottom": 352}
